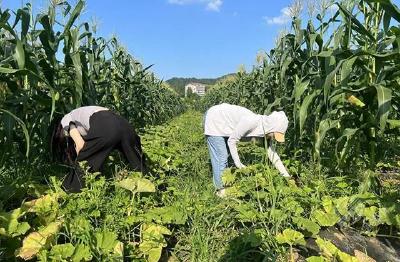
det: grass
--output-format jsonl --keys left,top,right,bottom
{"left": 143, "top": 111, "right": 239, "bottom": 261}
{"left": 0, "top": 111, "right": 399, "bottom": 261}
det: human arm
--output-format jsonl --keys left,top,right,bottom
{"left": 267, "top": 146, "right": 290, "bottom": 177}
{"left": 69, "top": 125, "right": 85, "bottom": 155}
{"left": 227, "top": 118, "right": 257, "bottom": 168}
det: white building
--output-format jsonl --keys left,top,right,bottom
{"left": 185, "top": 83, "right": 206, "bottom": 97}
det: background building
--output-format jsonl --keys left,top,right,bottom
{"left": 184, "top": 83, "right": 206, "bottom": 97}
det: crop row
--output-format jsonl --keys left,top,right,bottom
{"left": 201, "top": 0, "right": 400, "bottom": 169}
{"left": 0, "top": 0, "right": 185, "bottom": 163}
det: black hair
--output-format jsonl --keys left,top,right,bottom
{"left": 50, "top": 116, "right": 77, "bottom": 164}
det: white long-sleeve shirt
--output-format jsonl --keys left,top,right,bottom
{"left": 61, "top": 106, "right": 108, "bottom": 136}
{"left": 204, "top": 103, "right": 290, "bottom": 177}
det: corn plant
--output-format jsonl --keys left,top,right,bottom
{"left": 0, "top": 0, "right": 185, "bottom": 162}
{"left": 201, "top": 0, "right": 400, "bottom": 168}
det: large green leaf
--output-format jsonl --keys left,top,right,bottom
{"left": 0, "top": 67, "right": 27, "bottom": 74}
{"left": 337, "top": 3, "right": 375, "bottom": 41}
{"left": 315, "top": 237, "right": 358, "bottom": 261}
{"left": 143, "top": 206, "right": 187, "bottom": 225}
{"left": 315, "top": 118, "right": 339, "bottom": 161}
{"left": 0, "top": 208, "right": 30, "bottom": 237}
{"left": 71, "top": 244, "right": 92, "bottom": 262}
{"left": 94, "top": 230, "right": 118, "bottom": 253}
{"left": 340, "top": 57, "right": 357, "bottom": 86}
{"left": 335, "top": 128, "right": 358, "bottom": 165}
{"left": 14, "top": 39, "right": 25, "bottom": 69}
{"left": 275, "top": 229, "right": 306, "bottom": 246}
{"left": 49, "top": 244, "right": 75, "bottom": 260}
{"left": 292, "top": 78, "right": 310, "bottom": 125}
{"left": 139, "top": 224, "right": 171, "bottom": 262}
{"left": 293, "top": 217, "right": 321, "bottom": 236}
{"left": 0, "top": 109, "right": 30, "bottom": 157}
{"left": 299, "top": 90, "right": 320, "bottom": 136}
{"left": 311, "top": 210, "right": 340, "bottom": 227}
{"left": 116, "top": 176, "right": 156, "bottom": 193}
{"left": 16, "top": 221, "right": 63, "bottom": 260}
{"left": 63, "top": 0, "right": 85, "bottom": 34}
{"left": 16, "top": 4, "right": 31, "bottom": 39}
{"left": 367, "top": 0, "right": 400, "bottom": 23}
{"left": 323, "top": 59, "right": 344, "bottom": 106}
{"left": 375, "top": 84, "right": 392, "bottom": 133}
{"left": 70, "top": 28, "right": 83, "bottom": 107}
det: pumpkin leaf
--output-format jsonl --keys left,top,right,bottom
{"left": 275, "top": 229, "right": 306, "bottom": 246}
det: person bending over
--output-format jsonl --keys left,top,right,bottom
{"left": 204, "top": 103, "right": 290, "bottom": 197}
{"left": 52, "top": 106, "right": 147, "bottom": 193}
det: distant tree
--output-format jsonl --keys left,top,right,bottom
{"left": 166, "top": 74, "right": 236, "bottom": 97}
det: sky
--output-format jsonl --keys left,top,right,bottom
{"left": 2, "top": 0, "right": 400, "bottom": 80}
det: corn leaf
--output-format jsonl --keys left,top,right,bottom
{"left": 375, "top": 84, "right": 392, "bottom": 134}
{"left": 0, "top": 109, "right": 30, "bottom": 157}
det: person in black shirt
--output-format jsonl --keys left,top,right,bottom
{"left": 51, "top": 106, "right": 147, "bottom": 192}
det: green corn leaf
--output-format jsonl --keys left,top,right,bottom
{"left": 367, "top": 0, "right": 400, "bottom": 23}
{"left": 292, "top": 78, "right": 310, "bottom": 125}
{"left": 315, "top": 118, "right": 339, "bottom": 161}
{"left": 14, "top": 39, "right": 25, "bottom": 69}
{"left": 299, "top": 90, "right": 320, "bottom": 136}
{"left": 16, "top": 4, "right": 31, "bottom": 39}
{"left": 0, "top": 109, "right": 30, "bottom": 157}
{"left": 337, "top": 3, "right": 375, "bottom": 41}
{"left": 0, "top": 19, "right": 17, "bottom": 37}
{"left": 335, "top": 128, "right": 358, "bottom": 166}
{"left": 70, "top": 28, "right": 83, "bottom": 106}
{"left": 63, "top": 0, "right": 84, "bottom": 34}
{"left": 0, "top": 9, "right": 11, "bottom": 24}
{"left": 375, "top": 84, "right": 392, "bottom": 134}
{"left": 383, "top": 10, "right": 392, "bottom": 32}
{"left": 340, "top": 57, "right": 357, "bottom": 86}
{"left": 0, "top": 67, "right": 28, "bottom": 74}
{"left": 280, "top": 56, "right": 292, "bottom": 84}
{"left": 293, "top": 78, "right": 310, "bottom": 104}
{"left": 323, "top": 60, "right": 345, "bottom": 106}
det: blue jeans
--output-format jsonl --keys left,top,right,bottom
{"left": 206, "top": 136, "right": 228, "bottom": 190}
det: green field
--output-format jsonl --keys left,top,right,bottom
{"left": 1, "top": 0, "right": 400, "bottom": 261}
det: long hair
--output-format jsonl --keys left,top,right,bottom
{"left": 50, "top": 117, "right": 77, "bottom": 164}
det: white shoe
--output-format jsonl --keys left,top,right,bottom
{"left": 216, "top": 188, "right": 226, "bottom": 198}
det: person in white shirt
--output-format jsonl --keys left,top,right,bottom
{"left": 204, "top": 103, "right": 290, "bottom": 197}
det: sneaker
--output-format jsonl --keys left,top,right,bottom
{"left": 216, "top": 188, "right": 226, "bottom": 198}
